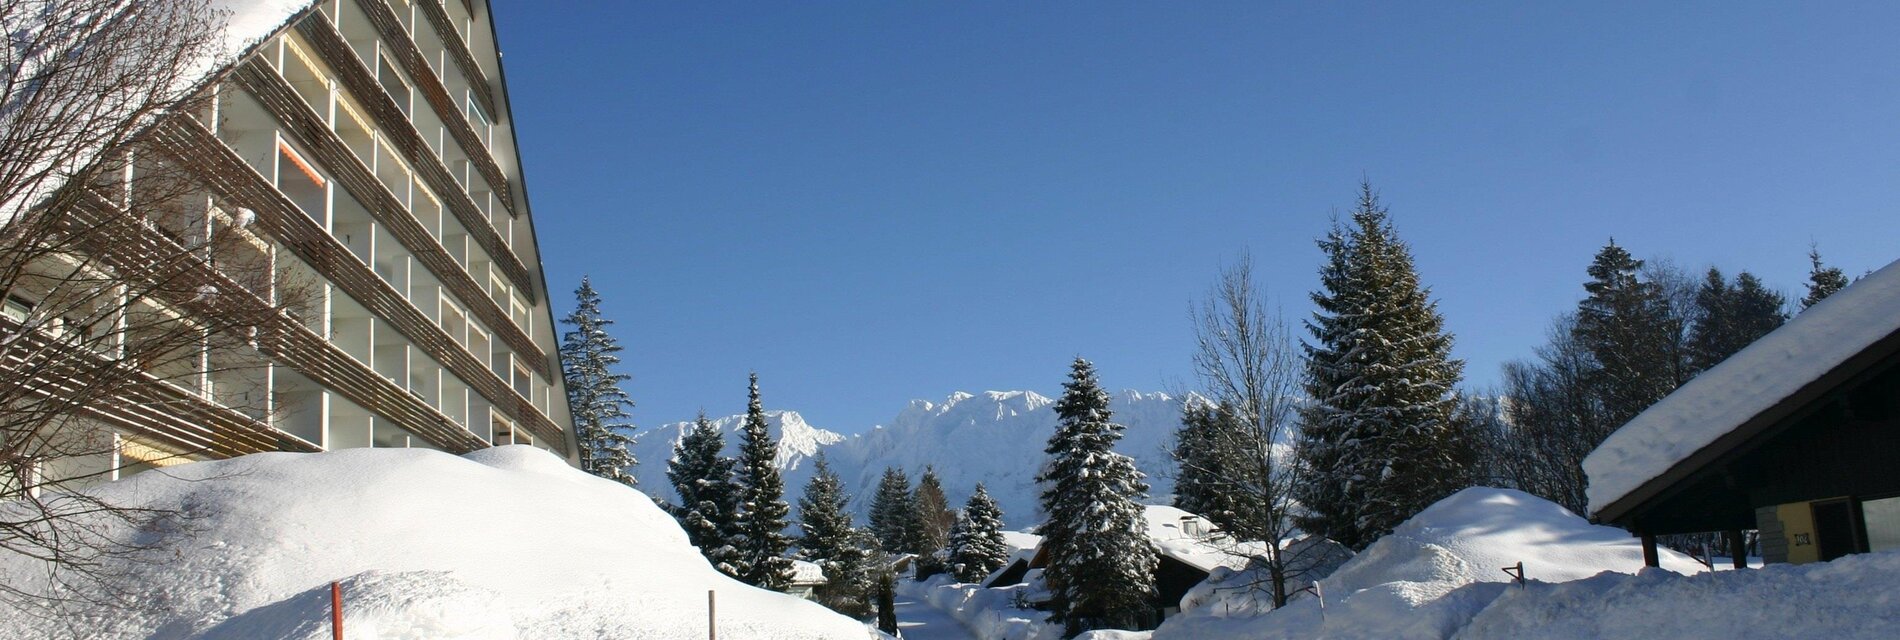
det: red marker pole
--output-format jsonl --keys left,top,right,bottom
{"left": 331, "top": 581, "right": 344, "bottom": 640}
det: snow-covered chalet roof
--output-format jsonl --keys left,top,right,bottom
{"left": 999, "top": 530, "right": 1042, "bottom": 554}
{"left": 1142, "top": 505, "right": 1259, "bottom": 574}
{"left": 1584, "top": 258, "right": 1900, "bottom": 516}
{"left": 790, "top": 559, "right": 827, "bottom": 586}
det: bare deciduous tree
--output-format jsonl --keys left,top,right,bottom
{"left": 1175, "top": 253, "right": 1323, "bottom": 609}
{"left": 1, "top": 0, "right": 317, "bottom": 618}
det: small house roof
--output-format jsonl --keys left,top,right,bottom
{"left": 790, "top": 559, "right": 827, "bottom": 586}
{"left": 1141, "top": 505, "right": 1261, "bottom": 574}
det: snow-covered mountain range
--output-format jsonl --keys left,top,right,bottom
{"left": 631, "top": 390, "right": 1191, "bottom": 529}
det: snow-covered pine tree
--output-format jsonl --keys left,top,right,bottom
{"left": 868, "top": 467, "right": 914, "bottom": 554}
{"left": 559, "top": 276, "right": 637, "bottom": 486}
{"left": 1036, "top": 358, "right": 1158, "bottom": 635}
{"left": 667, "top": 412, "right": 745, "bottom": 579}
{"left": 1170, "top": 402, "right": 1223, "bottom": 519}
{"left": 1802, "top": 245, "right": 1850, "bottom": 310}
{"left": 797, "top": 456, "right": 875, "bottom": 617}
{"left": 1571, "top": 240, "right": 1680, "bottom": 427}
{"left": 734, "top": 373, "right": 795, "bottom": 590}
{"left": 1294, "top": 184, "right": 1467, "bottom": 551}
{"left": 948, "top": 483, "right": 1010, "bottom": 583}
{"left": 1687, "top": 268, "right": 1786, "bottom": 374}
{"left": 906, "top": 466, "right": 956, "bottom": 578}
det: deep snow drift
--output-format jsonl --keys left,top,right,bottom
{"left": 0, "top": 446, "right": 872, "bottom": 639}
{"left": 1154, "top": 488, "right": 1709, "bottom": 639}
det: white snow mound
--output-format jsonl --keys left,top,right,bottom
{"left": 1153, "top": 487, "right": 1704, "bottom": 639}
{"left": 0, "top": 446, "right": 872, "bottom": 639}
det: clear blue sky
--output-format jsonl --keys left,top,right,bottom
{"left": 496, "top": 1, "right": 1900, "bottom": 434}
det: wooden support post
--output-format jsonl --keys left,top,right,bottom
{"left": 1727, "top": 529, "right": 1747, "bottom": 569}
{"left": 331, "top": 581, "right": 344, "bottom": 640}
{"left": 1640, "top": 532, "right": 1660, "bottom": 568}
{"left": 707, "top": 589, "right": 716, "bottom": 640}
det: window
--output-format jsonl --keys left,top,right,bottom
{"left": 494, "top": 416, "right": 529, "bottom": 446}
{"left": 377, "top": 54, "right": 412, "bottom": 117}
{"left": 512, "top": 361, "right": 531, "bottom": 398}
{"left": 465, "top": 92, "right": 492, "bottom": 148}
{"left": 276, "top": 139, "right": 327, "bottom": 222}
{"left": 3, "top": 295, "right": 33, "bottom": 323}
{"left": 1864, "top": 496, "right": 1900, "bottom": 553}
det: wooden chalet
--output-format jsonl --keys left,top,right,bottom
{"left": 1586, "top": 259, "right": 1900, "bottom": 566}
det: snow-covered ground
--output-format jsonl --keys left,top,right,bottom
{"left": 894, "top": 588, "right": 979, "bottom": 640}
{"left": 1155, "top": 488, "right": 1703, "bottom": 638}
{"left": 898, "top": 575, "right": 1063, "bottom": 640}
{"left": 0, "top": 446, "right": 874, "bottom": 639}
{"left": 1152, "top": 487, "right": 1900, "bottom": 639}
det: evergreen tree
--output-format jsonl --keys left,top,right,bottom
{"left": 667, "top": 412, "right": 744, "bottom": 578}
{"left": 1803, "top": 245, "right": 1850, "bottom": 310}
{"left": 734, "top": 373, "right": 795, "bottom": 590}
{"left": 868, "top": 467, "right": 915, "bottom": 554}
{"left": 948, "top": 484, "right": 1011, "bottom": 583}
{"left": 559, "top": 276, "right": 637, "bottom": 486}
{"left": 1036, "top": 358, "right": 1158, "bottom": 636}
{"left": 1170, "top": 401, "right": 1263, "bottom": 537}
{"left": 797, "top": 456, "right": 876, "bottom": 617}
{"left": 1294, "top": 185, "right": 1467, "bottom": 551}
{"left": 1688, "top": 268, "right": 1787, "bottom": 374}
{"left": 1170, "top": 402, "right": 1225, "bottom": 518}
{"left": 906, "top": 466, "right": 956, "bottom": 577}
{"left": 1572, "top": 241, "right": 1680, "bottom": 426}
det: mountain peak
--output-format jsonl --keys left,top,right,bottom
{"left": 632, "top": 389, "right": 1190, "bottom": 528}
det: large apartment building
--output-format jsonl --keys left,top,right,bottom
{"left": 5, "top": 0, "right": 577, "bottom": 485}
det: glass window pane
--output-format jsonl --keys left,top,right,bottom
{"left": 1864, "top": 496, "right": 1900, "bottom": 553}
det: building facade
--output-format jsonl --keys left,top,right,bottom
{"left": 6, "top": 0, "right": 577, "bottom": 487}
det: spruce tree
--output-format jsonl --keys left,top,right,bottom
{"left": 667, "top": 412, "right": 744, "bottom": 578}
{"left": 559, "top": 276, "right": 637, "bottom": 486}
{"left": 1294, "top": 185, "right": 1467, "bottom": 551}
{"left": 798, "top": 456, "right": 875, "bottom": 617}
{"left": 734, "top": 373, "right": 795, "bottom": 590}
{"left": 868, "top": 467, "right": 915, "bottom": 554}
{"left": 1803, "top": 246, "right": 1850, "bottom": 310}
{"left": 948, "top": 484, "right": 1011, "bottom": 583}
{"left": 1169, "top": 401, "right": 1263, "bottom": 537}
{"left": 907, "top": 466, "right": 956, "bottom": 577}
{"left": 1170, "top": 402, "right": 1222, "bottom": 518}
{"left": 1036, "top": 358, "right": 1158, "bottom": 636}
{"left": 1572, "top": 241, "right": 1680, "bottom": 426}
{"left": 1688, "top": 268, "right": 1787, "bottom": 374}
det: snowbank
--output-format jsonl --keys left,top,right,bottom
{"left": 899, "top": 574, "right": 1063, "bottom": 640}
{"left": 0, "top": 446, "right": 872, "bottom": 639}
{"left": 1458, "top": 551, "right": 1900, "bottom": 639}
{"left": 1584, "top": 259, "right": 1900, "bottom": 515}
{"left": 1177, "top": 535, "right": 1353, "bottom": 620}
{"left": 1153, "top": 488, "right": 1704, "bottom": 639}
